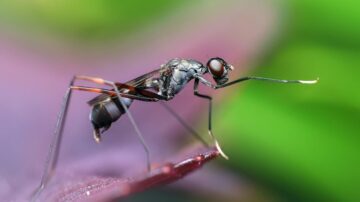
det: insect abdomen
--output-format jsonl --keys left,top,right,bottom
{"left": 90, "top": 97, "right": 133, "bottom": 131}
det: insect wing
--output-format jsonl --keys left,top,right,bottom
{"left": 125, "top": 67, "right": 165, "bottom": 88}
{"left": 88, "top": 67, "right": 166, "bottom": 105}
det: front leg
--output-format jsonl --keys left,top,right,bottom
{"left": 192, "top": 74, "right": 317, "bottom": 159}
{"left": 193, "top": 78, "right": 229, "bottom": 159}
{"left": 215, "top": 76, "right": 318, "bottom": 89}
{"left": 195, "top": 75, "right": 318, "bottom": 90}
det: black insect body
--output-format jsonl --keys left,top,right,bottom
{"left": 90, "top": 96, "right": 133, "bottom": 142}
{"left": 32, "top": 57, "right": 318, "bottom": 200}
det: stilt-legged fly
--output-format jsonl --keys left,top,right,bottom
{"left": 32, "top": 57, "right": 318, "bottom": 200}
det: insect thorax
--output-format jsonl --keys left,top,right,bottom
{"left": 158, "top": 59, "right": 206, "bottom": 98}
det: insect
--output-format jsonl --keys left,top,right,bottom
{"left": 32, "top": 57, "right": 318, "bottom": 200}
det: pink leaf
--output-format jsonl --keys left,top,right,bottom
{"left": 39, "top": 148, "right": 219, "bottom": 202}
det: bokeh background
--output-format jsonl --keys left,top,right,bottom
{"left": 0, "top": 0, "right": 358, "bottom": 201}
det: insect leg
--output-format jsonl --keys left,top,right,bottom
{"left": 108, "top": 81, "right": 151, "bottom": 171}
{"left": 71, "top": 86, "right": 158, "bottom": 101}
{"left": 215, "top": 76, "right": 319, "bottom": 89}
{"left": 31, "top": 77, "right": 75, "bottom": 201}
{"left": 158, "top": 101, "right": 209, "bottom": 147}
{"left": 33, "top": 84, "right": 154, "bottom": 200}
{"left": 73, "top": 75, "right": 151, "bottom": 171}
{"left": 75, "top": 75, "right": 167, "bottom": 100}
{"left": 193, "top": 79, "right": 229, "bottom": 159}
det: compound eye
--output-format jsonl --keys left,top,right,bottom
{"left": 208, "top": 59, "right": 225, "bottom": 77}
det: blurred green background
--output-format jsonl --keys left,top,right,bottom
{"left": 0, "top": 0, "right": 358, "bottom": 201}
{"left": 218, "top": 0, "right": 360, "bottom": 201}
{"left": 0, "top": 0, "right": 183, "bottom": 41}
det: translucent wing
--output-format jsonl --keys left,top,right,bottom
{"left": 87, "top": 67, "right": 167, "bottom": 105}
{"left": 125, "top": 67, "right": 167, "bottom": 88}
